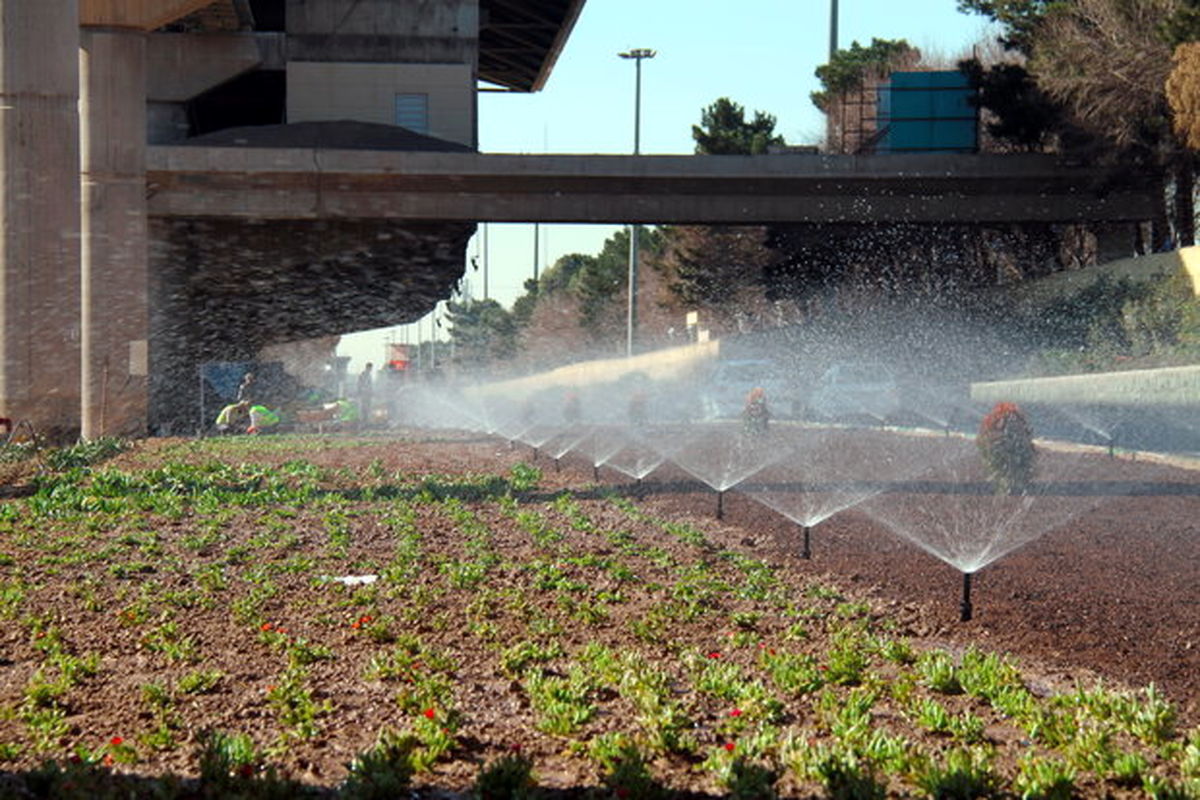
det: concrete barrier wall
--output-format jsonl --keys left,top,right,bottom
{"left": 971, "top": 363, "right": 1200, "bottom": 407}
{"left": 462, "top": 340, "right": 720, "bottom": 402}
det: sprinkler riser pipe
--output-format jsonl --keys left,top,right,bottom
{"left": 716, "top": 489, "right": 724, "bottom": 520}
{"left": 960, "top": 572, "right": 973, "bottom": 622}
{"left": 801, "top": 524, "right": 811, "bottom": 560}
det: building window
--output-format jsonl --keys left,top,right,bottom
{"left": 395, "top": 93, "right": 429, "bottom": 133}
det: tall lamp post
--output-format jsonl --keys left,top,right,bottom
{"left": 618, "top": 48, "right": 655, "bottom": 357}
{"left": 830, "top": 0, "right": 838, "bottom": 59}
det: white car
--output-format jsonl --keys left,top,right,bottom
{"left": 808, "top": 362, "right": 901, "bottom": 422}
{"left": 698, "top": 359, "right": 800, "bottom": 420}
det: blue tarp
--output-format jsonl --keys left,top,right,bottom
{"left": 201, "top": 361, "right": 254, "bottom": 404}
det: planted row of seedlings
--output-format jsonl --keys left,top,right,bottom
{"left": 0, "top": 435, "right": 1196, "bottom": 798}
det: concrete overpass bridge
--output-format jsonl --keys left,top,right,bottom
{"left": 149, "top": 146, "right": 1156, "bottom": 226}
{"left": 139, "top": 138, "right": 1157, "bottom": 433}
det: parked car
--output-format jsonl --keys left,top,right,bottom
{"left": 807, "top": 361, "right": 901, "bottom": 422}
{"left": 698, "top": 359, "right": 802, "bottom": 420}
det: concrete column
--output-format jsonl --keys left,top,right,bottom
{"left": 80, "top": 28, "right": 148, "bottom": 439}
{"left": 0, "top": 1, "right": 82, "bottom": 435}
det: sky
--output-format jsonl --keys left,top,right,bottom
{"left": 337, "top": 0, "right": 998, "bottom": 370}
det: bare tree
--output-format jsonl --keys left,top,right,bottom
{"left": 1167, "top": 41, "right": 1200, "bottom": 150}
{"left": 1032, "top": 0, "right": 1176, "bottom": 150}
{"left": 1030, "top": 0, "right": 1194, "bottom": 245}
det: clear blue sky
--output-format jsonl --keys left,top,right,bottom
{"left": 338, "top": 0, "right": 996, "bottom": 368}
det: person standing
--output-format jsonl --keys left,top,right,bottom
{"left": 236, "top": 371, "right": 256, "bottom": 404}
{"left": 357, "top": 362, "right": 374, "bottom": 426}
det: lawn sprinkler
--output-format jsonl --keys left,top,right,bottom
{"left": 716, "top": 488, "right": 725, "bottom": 520}
{"left": 593, "top": 463, "right": 600, "bottom": 481}
{"left": 960, "top": 571, "right": 973, "bottom": 622}
{"left": 799, "top": 523, "right": 811, "bottom": 560}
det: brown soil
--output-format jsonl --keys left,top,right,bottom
{"left": 1, "top": 427, "right": 1197, "bottom": 797}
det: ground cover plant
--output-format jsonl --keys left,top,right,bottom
{"left": 0, "top": 432, "right": 1197, "bottom": 797}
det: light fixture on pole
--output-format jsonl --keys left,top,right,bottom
{"left": 618, "top": 48, "right": 655, "bottom": 357}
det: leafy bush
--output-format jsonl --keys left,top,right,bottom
{"left": 595, "top": 740, "right": 667, "bottom": 800}
{"left": 912, "top": 747, "right": 998, "bottom": 799}
{"left": 473, "top": 750, "right": 538, "bottom": 799}
{"left": 341, "top": 729, "right": 419, "bottom": 800}
{"left": 977, "top": 402, "right": 1036, "bottom": 494}
{"left": 1013, "top": 753, "right": 1075, "bottom": 800}
{"left": 44, "top": 437, "right": 127, "bottom": 471}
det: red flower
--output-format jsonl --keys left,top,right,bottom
{"left": 707, "top": 651, "right": 722, "bottom": 659}
{"left": 359, "top": 615, "right": 373, "bottom": 624}
{"left": 423, "top": 707, "right": 436, "bottom": 719}
{"left": 260, "top": 623, "right": 272, "bottom": 631}
{"left": 724, "top": 742, "right": 735, "bottom": 752}
{"left": 110, "top": 736, "right": 123, "bottom": 746}
{"left": 729, "top": 708, "right": 743, "bottom": 717}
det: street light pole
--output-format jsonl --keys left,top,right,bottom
{"left": 830, "top": 0, "right": 838, "bottom": 60}
{"left": 619, "top": 48, "right": 655, "bottom": 357}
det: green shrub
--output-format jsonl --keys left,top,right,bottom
{"left": 977, "top": 402, "right": 1036, "bottom": 494}
{"left": 341, "top": 729, "right": 419, "bottom": 800}
{"left": 912, "top": 747, "right": 998, "bottom": 799}
{"left": 1013, "top": 753, "right": 1075, "bottom": 800}
{"left": 473, "top": 750, "right": 538, "bottom": 799}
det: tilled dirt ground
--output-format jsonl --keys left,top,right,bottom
{"left": 472, "top": 423, "right": 1200, "bottom": 725}
{"left": 575, "top": 429, "right": 1200, "bottom": 724}
{"left": 0, "top": 426, "right": 1197, "bottom": 797}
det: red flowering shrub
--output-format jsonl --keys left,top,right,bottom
{"left": 742, "top": 388, "right": 769, "bottom": 435}
{"left": 977, "top": 402, "right": 1036, "bottom": 494}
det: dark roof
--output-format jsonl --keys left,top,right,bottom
{"left": 180, "top": 120, "right": 476, "bottom": 152}
{"left": 479, "top": 0, "right": 588, "bottom": 92}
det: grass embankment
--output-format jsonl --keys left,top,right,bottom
{"left": 0, "top": 435, "right": 1196, "bottom": 798}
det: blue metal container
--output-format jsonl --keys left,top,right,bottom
{"left": 878, "top": 71, "right": 977, "bottom": 153}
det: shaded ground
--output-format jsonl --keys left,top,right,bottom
{"left": 0, "top": 427, "right": 1197, "bottom": 797}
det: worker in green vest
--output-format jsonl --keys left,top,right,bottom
{"left": 215, "top": 401, "right": 251, "bottom": 434}
{"left": 247, "top": 405, "right": 281, "bottom": 434}
{"left": 330, "top": 398, "right": 359, "bottom": 424}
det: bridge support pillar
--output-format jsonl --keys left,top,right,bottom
{"left": 80, "top": 27, "right": 149, "bottom": 439}
{"left": 0, "top": 1, "right": 82, "bottom": 437}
